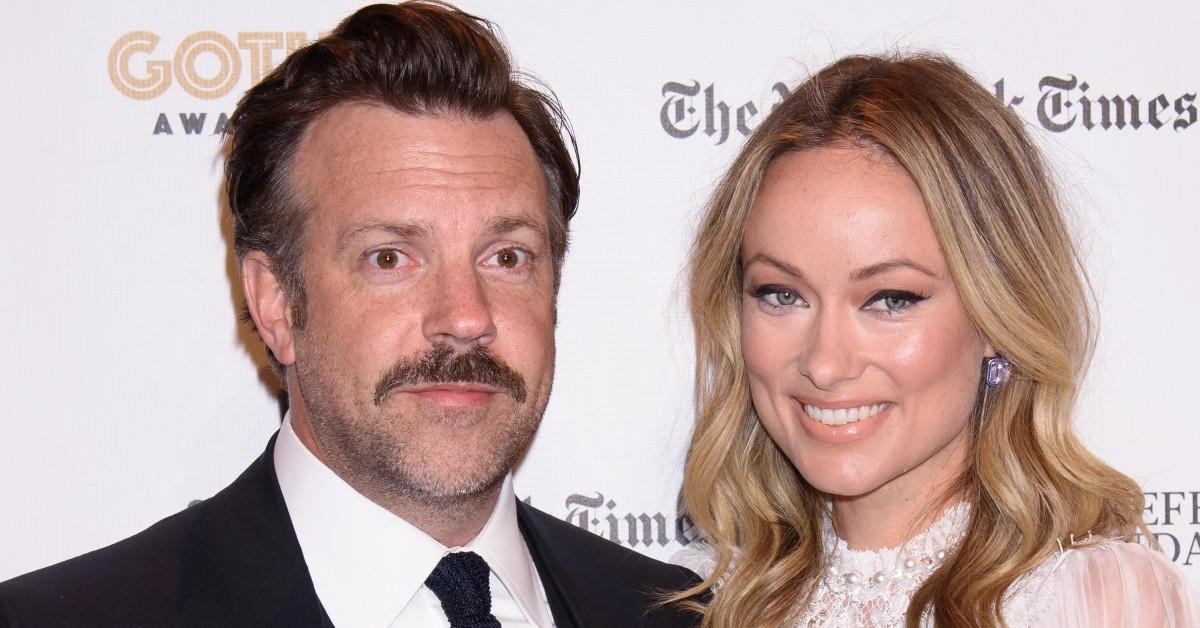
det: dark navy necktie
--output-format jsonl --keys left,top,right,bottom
{"left": 424, "top": 551, "right": 503, "bottom": 628}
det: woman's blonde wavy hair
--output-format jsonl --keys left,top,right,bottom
{"left": 672, "top": 53, "right": 1150, "bottom": 626}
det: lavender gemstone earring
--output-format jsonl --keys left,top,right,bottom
{"left": 984, "top": 355, "right": 1012, "bottom": 388}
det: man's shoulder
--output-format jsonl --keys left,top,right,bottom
{"left": 516, "top": 501, "right": 705, "bottom": 627}
{"left": 0, "top": 440, "right": 318, "bottom": 627}
{"left": 518, "top": 501, "right": 699, "bottom": 588}
{"left": 0, "top": 500, "right": 207, "bottom": 625}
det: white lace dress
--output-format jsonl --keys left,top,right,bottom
{"left": 671, "top": 503, "right": 1200, "bottom": 627}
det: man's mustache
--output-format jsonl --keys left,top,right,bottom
{"left": 373, "top": 344, "right": 528, "bottom": 406}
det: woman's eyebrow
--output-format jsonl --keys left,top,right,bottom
{"left": 850, "top": 259, "right": 941, "bottom": 281}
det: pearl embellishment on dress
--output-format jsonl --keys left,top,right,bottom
{"left": 792, "top": 503, "right": 972, "bottom": 626}
{"left": 828, "top": 543, "right": 954, "bottom": 591}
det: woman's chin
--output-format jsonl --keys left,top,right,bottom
{"left": 791, "top": 458, "right": 890, "bottom": 500}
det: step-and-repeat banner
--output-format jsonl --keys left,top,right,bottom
{"left": 2, "top": 0, "right": 1197, "bottom": 588}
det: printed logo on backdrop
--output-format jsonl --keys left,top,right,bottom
{"left": 192, "top": 489, "right": 1198, "bottom": 564}
{"left": 524, "top": 492, "right": 698, "bottom": 550}
{"left": 536, "top": 490, "right": 1200, "bottom": 565}
{"left": 195, "top": 490, "right": 699, "bottom": 549}
{"left": 532, "top": 490, "right": 1200, "bottom": 567}
{"left": 1142, "top": 490, "right": 1200, "bottom": 570}
{"left": 662, "top": 77, "right": 1197, "bottom": 143}
{"left": 107, "top": 31, "right": 310, "bottom": 136}
{"left": 661, "top": 80, "right": 792, "bottom": 145}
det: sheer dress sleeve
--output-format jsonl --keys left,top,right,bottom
{"left": 1038, "top": 541, "right": 1200, "bottom": 627}
{"left": 670, "top": 543, "right": 719, "bottom": 581}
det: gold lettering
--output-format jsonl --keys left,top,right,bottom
{"left": 237, "top": 32, "right": 284, "bottom": 86}
{"left": 285, "top": 32, "right": 308, "bottom": 55}
{"left": 108, "top": 31, "right": 171, "bottom": 100}
{"left": 173, "top": 31, "right": 240, "bottom": 100}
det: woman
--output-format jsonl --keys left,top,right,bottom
{"left": 670, "top": 53, "right": 1200, "bottom": 626}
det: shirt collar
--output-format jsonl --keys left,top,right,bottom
{"left": 274, "top": 413, "right": 551, "bottom": 626}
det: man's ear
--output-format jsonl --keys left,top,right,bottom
{"left": 241, "top": 251, "right": 297, "bottom": 367}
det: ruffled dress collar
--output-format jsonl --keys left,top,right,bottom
{"left": 796, "top": 502, "right": 970, "bottom": 627}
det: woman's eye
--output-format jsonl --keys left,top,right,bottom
{"left": 368, "top": 248, "right": 409, "bottom": 269}
{"left": 754, "top": 285, "right": 802, "bottom": 308}
{"left": 773, "top": 290, "right": 799, "bottom": 306}
{"left": 865, "top": 290, "right": 927, "bottom": 314}
{"left": 488, "top": 247, "right": 529, "bottom": 269}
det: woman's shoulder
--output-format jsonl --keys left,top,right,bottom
{"left": 1048, "top": 538, "right": 1191, "bottom": 591}
{"left": 1014, "top": 539, "right": 1200, "bottom": 627}
{"left": 1055, "top": 538, "right": 1178, "bottom": 570}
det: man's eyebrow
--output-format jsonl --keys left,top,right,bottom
{"left": 485, "top": 215, "right": 548, "bottom": 241}
{"left": 336, "top": 220, "right": 430, "bottom": 254}
{"left": 850, "top": 259, "right": 941, "bottom": 281}
{"left": 742, "top": 253, "right": 806, "bottom": 280}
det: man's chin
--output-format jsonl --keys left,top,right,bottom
{"left": 393, "top": 462, "right": 512, "bottom": 506}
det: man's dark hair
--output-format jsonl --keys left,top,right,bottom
{"left": 225, "top": 1, "right": 579, "bottom": 374}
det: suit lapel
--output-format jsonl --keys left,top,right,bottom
{"left": 181, "top": 434, "right": 332, "bottom": 627}
{"left": 517, "top": 501, "right": 645, "bottom": 628}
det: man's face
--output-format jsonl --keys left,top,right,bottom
{"left": 278, "top": 103, "right": 556, "bottom": 505}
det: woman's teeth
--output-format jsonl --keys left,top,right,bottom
{"left": 802, "top": 402, "right": 888, "bottom": 426}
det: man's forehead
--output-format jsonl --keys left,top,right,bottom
{"left": 295, "top": 102, "right": 539, "bottom": 177}
{"left": 289, "top": 102, "right": 550, "bottom": 228}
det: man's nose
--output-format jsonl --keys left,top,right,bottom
{"left": 421, "top": 261, "right": 497, "bottom": 349}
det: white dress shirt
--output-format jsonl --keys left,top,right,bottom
{"left": 274, "top": 415, "right": 555, "bottom": 627}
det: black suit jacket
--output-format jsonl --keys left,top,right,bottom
{"left": 0, "top": 437, "right": 703, "bottom": 627}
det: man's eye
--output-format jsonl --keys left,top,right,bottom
{"left": 489, "top": 247, "right": 529, "bottom": 269}
{"left": 368, "top": 248, "right": 408, "bottom": 269}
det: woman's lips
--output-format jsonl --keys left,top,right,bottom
{"left": 792, "top": 398, "right": 894, "bottom": 443}
{"left": 801, "top": 402, "right": 892, "bottom": 427}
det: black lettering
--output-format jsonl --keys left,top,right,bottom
{"left": 675, "top": 514, "right": 698, "bottom": 546}
{"left": 1186, "top": 532, "right": 1200, "bottom": 566}
{"left": 1037, "top": 75, "right": 1078, "bottom": 132}
{"left": 1097, "top": 95, "right": 1142, "bottom": 130}
{"left": 1148, "top": 95, "right": 1171, "bottom": 129}
{"left": 1163, "top": 492, "right": 1185, "bottom": 525}
{"left": 153, "top": 112, "right": 173, "bottom": 135}
{"left": 1079, "top": 82, "right": 1095, "bottom": 130}
{"left": 993, "top": 78, "right": 1024, "bottom": 109}
{"left": 704, "top": 84, "right": 730, "bottom": 145}
{"left": 212, "top": 112, "right": 229, "bottom": 135}
{"left": 606, "top": 512, "right": 621, "bottom": 544}
{"left": 770, "top": 81, "right": 790, "bottom": 109}
{"left": 1174, "top": 93, "right": 1196, "bottom": 130}
{"left": 736, "top": 101, "right": 758, "bottom": 137}
{"left": 1144, "top": 492, "right": 1159, "bottom": 525}
{"left": 179, "top": 112, "right": 207, "bottom": 135}
{"left": 1156, "top": 532, "right": 1181, "bottom": 562}
{"left": 660, "top": 81, "right": 702, "bottom": 138}
{"left": 564, "top": 492, "right": 605, "bottom": 532}
{"left": 623, "top": 513, "right": 670, "bottom": 547}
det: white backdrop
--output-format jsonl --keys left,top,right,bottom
{"left": 2, "top": 0, "right": 1197, "bottom": 590}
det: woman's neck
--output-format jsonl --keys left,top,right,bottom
{"left": 830, "top": 446, "right": 969, "bottom": 551}
{"left": 833, "top": 492, "right": 959, "bottom": 551}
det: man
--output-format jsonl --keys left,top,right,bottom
{"left": 0, "top": 3, "right": 702, "bottom": 626}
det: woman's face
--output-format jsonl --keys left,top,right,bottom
{"left": 740, "top": 146, "right": 989, "bottom": 503}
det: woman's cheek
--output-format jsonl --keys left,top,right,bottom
{"left": 741, "top": 311, "right": 786, "bottom": 385}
